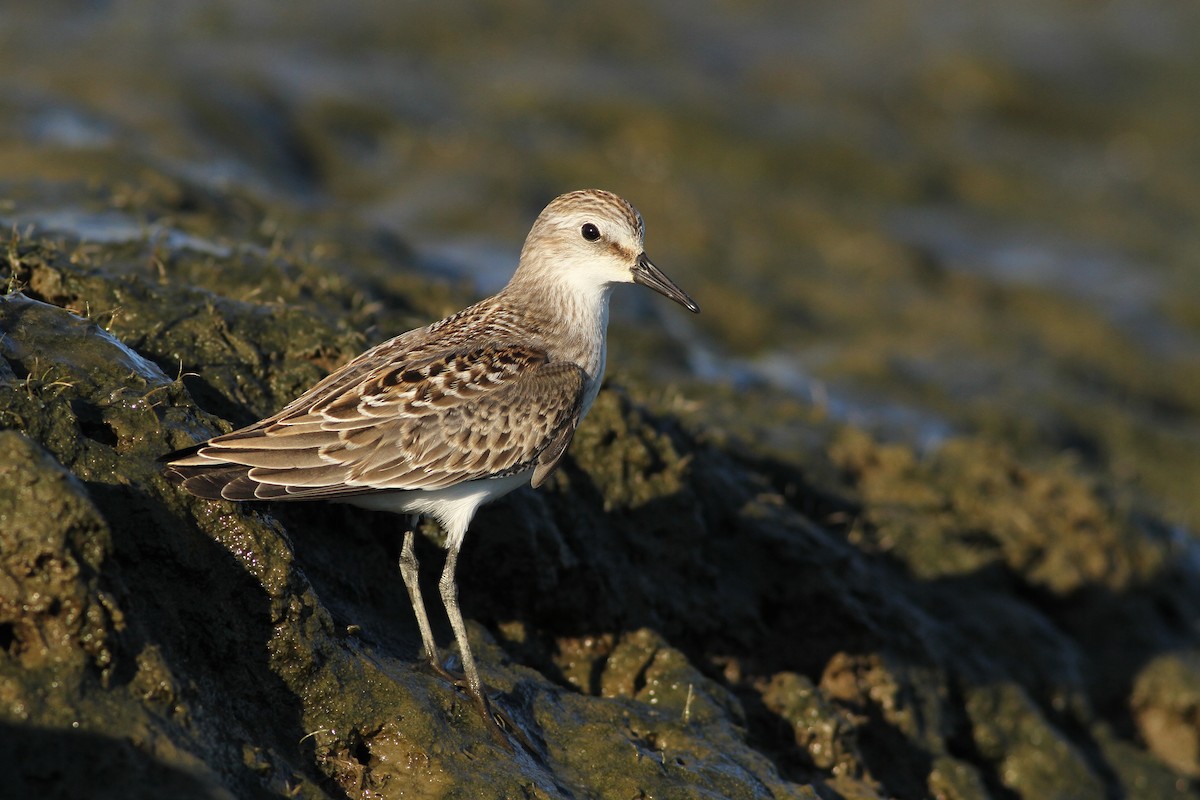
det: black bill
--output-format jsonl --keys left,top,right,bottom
{"left": 632, "top": 253, "right": 700, "bottom": 313}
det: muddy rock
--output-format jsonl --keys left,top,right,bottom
{"left": 3, "top": 211, "right": 1199, "bottom": 799}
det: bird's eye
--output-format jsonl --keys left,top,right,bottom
{"left": 581, "top": 223, "right": 601, "bottom": 241}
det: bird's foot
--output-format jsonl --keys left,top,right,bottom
{"left": 419, "top": 656, "right": 532, "bottom": 752}
{"left": 468, "top": 687, "right": 538, "bottom": 755}
{"left": 421, "top": 654, "right": 468, "bottom": 688}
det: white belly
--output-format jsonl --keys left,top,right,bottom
{"left": 338, "top": 470, "right": 532, "bottom": 550}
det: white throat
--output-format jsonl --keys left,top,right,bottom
{"left": 554, "top": 275, "right": 612, "bottom": 418}
{"left": 507, "top": 247, "right": 628, "bottom": 419}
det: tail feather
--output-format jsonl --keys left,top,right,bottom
{"left": 158, "top": 441, "right": 206, "bottom": 465}
{"left": 162, "top": 445, "right": 382, "bottom": 503}
{"left": 162, "top": 458, "right": 254, "bottom": 500}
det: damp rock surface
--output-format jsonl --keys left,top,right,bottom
{"left": 3, "top": 205, "right": 1199, "bottom": 799}
{"left": 3, "top": 2, "right": 1200, "bottom": 797}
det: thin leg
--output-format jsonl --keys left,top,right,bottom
{"left": 399, "top": 522, "right": 440, "bottom": 669}
{"left": 435, "top": 534, "right": 527, "bottom": 751}
{"left": 438, "top": 540, "right": 488, "bottom": 717}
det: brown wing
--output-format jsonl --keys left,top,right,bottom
{"left": 163, "top": 342, "right": 586, "bottom": 501}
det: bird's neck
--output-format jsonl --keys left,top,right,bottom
{"left": 500, "top": 271, "right": 612, "bottom": 407}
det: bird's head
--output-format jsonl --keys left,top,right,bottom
{"left": 515, "top": 189, "right": 699, "bottom": 313}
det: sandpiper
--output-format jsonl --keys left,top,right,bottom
{"left": 162, "top": 189, "right": 699, "bottom": 728}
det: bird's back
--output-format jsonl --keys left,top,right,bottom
{"left": 162, "top": 297, "right": 588, "bottom": 502}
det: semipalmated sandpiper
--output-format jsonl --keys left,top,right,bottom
{"left": 162, "top": 189, "right": 699, "bottom": 730}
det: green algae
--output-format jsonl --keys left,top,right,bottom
{"left": 1131, "top": 652, "right": 1200, "bottom": 779}
{"left": 758, "top": 670, "right": 876, "bottom": 795}
{"left": 3, "top": 0, "right": 1199, "bottom": 533}
{"left": 0, "top": 430, "right": 118, "bottom": 682}
{"left": 0, "top": 232, "right": 814, "bottom": 798}
{"left": 566, "top": 389, "right": 693, "bottom": 512}
{"left": 964, "top": 682, "right": 1105, "bottom": 799}
{"left": 827, "top": 429, "right": 1164, "bottom": 593}
{"left": 2, "top": 3, "right": 1200, "bottom": 790}
{"left": 0, "top": 430, "right": 235, "bottom": 800}
{"left": 4, "top": 198, "right": 1200, "bottom": 797}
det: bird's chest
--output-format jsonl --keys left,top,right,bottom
{"left": 533, "top": 288, "right": 611, "bottom": 419}
{"left": 574, "top": 302, "right": 609, "bottom": 420}
{"left": 580, "top": 343, "right": 606, "bottom": 418}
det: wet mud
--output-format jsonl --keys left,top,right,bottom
{"left": 3, "top": 210, "right": 1199, "bottom": 798}
{"left": 3, "top": 1, "right": 1200, "bottom": 798}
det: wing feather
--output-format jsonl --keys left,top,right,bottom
{"left": 163, "top": 340, "right": 586, "bottom": 501}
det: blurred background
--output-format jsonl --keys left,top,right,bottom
{"left": 5, "top": 3, "right": 1200, "bottom": 796}
{"left": 2, "top": 0, "right": 1198, "bottom": 529}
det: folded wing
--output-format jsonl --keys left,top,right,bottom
{"left": 162, "top": 341, "right": 586, "bottom": 501}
